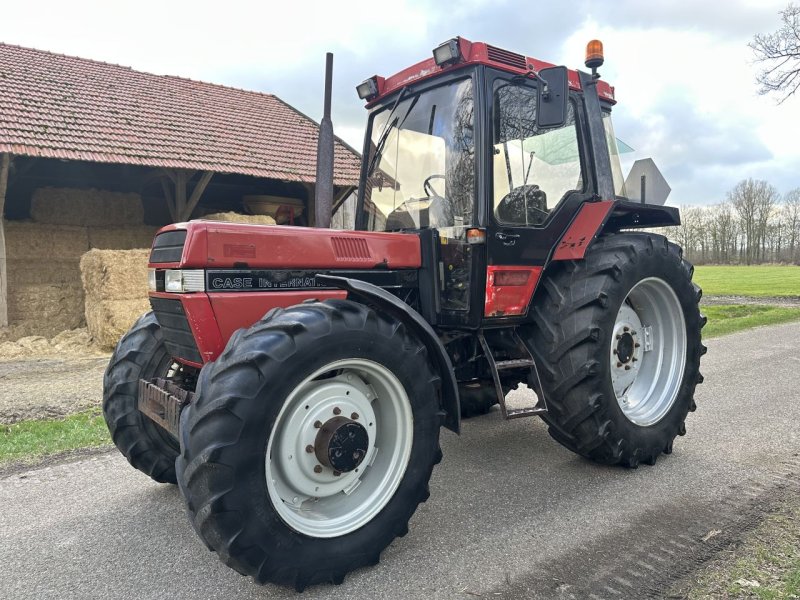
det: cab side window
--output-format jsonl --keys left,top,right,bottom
{"left": 492, "top": 81, "right": 583, "bottom": 226}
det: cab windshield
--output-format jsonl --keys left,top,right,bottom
{"left": 360, "top": 79, "right": 475, "bottom": 235}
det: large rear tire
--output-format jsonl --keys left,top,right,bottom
{"left": 525, "top": 233, "right": 706, "bottom": 467}
{"left": 102, "top": 312, "right": 180, "bottom": 483}
{"left": 176, "top": 300, "right": 443, "bottom": 590}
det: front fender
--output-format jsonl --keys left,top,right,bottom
{"left": 316, "top": 274, "right": 460, "bottom": 434}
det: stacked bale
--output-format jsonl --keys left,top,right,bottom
{"left": 201, "top": 211, "right": 276, "bottom": 225}
{"left": 2, "top": 187, "right": 154, "bottom": 340}
{"left": 3, "top": 222, "right": 88, "bottom": 337}
{"left": 80, "top": 249, "right": 151, "bottom": 350}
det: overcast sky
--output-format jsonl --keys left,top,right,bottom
{"left": 1, "top": 0, "right": 797, "bottom": 206}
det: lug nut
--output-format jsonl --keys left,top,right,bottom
{"left": 305, "top": 445, "right": 314, "bottom": 453}
{"left": 313, "top": 465, "right": 323, "bottom": 474}
{"left": 634, "top": 343, "right": 641, "bottom": 348}
{"left": 333, "top": 407, "right": 341, "bottom": 415}
{"left": 314, "top": 420, "right": 322, "bottom": 428}
{"left": 616, "top": 362, "right": 622, "bottom": 368}
{"left": 624, "top": 365, "right": 631, "bottom": 370}
{"left": 632, "top": 357, "right": 638, "bottom": 362}
{"left": 616, "top": 334, "right": 622, "bottom": 340}
{"left": 613, "top": 349, "right": 618, "bottom": 355}
{"left": 623, "top": 326, "right": 630, "bottom": 332}
{"left": 351, "top": 412, "right": 359, "bottom": 420}
{"left": 333, "top": 470, "right": 342, "bottom": 477}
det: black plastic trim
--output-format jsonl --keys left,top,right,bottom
{"left": 316, "top": 274, "right": 461, "bottom": 433}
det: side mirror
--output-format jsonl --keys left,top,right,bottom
{"left": 536, "top": 66, "right": 568, "bottom": 128}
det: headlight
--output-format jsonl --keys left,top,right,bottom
{"left": 148, "top": 268, "right": 157, "bottom": 292}
{"left": 163, "top": 269, "right": 205, "bottom": 293}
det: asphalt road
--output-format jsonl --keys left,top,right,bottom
{"left": 2, "top": 322, "right": 800, "bottom": 599}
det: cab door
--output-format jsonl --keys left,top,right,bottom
{"left": 483, "top": 71, "right": 593, "bottom": 320}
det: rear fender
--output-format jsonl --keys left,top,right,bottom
{"left": 316, "top": 274, "right": 460, "bottom": 434}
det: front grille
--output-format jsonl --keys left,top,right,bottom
{"left": 150, "top": 297, "right": 202, "bottom": 364}
{"left": 150, "top": 230, "right": 187, "bottom": 264}
{"left": 486, "top": 45, "right": 528, "bottom": 70}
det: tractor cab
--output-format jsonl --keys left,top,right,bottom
{"left": 353, "top": 37, "right": 649, "bottom": 328}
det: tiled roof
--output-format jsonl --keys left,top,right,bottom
{"left": 0, "top": 43, "right": 362, "bottom": 186}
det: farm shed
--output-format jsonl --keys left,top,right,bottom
{"left": 0, "top": 43, "right": 361, "bottom": 339}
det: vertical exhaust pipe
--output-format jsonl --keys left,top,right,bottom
{"left": 314, "top": 52, "right": 334, "bottom": 228}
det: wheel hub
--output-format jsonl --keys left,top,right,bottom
{"left": 314, "top": 416, "right": 369, "bottom": 473}
{"left": 615, "top": 331, "right": 635, "bottom": 364}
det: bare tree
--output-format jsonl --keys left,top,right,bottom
{"left": 785, "top": 188, "right": 800, "bottom": 263}
{"left": 750, "top": 3, "right": 800, "bottom": 103}
{"left": 729, "top": 179, "right": 779, "bottom": 264}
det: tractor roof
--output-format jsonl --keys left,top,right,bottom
{"left": 364, "top": 37, "right": 615, "bottom": 107}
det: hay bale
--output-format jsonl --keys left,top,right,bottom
{"left": 6, "top": 258, "right": 81, "bottom": 285}
{"left": 0, "top": 328, "right": 107, "bottom": 360}
{"left": 88, "top": 226, "right": 156, "bottom": 250}
{"left": 80, "top": 249, "right": 151, "bottom": 349}
{"left": 31, "top": 187, "right": 144, "bottom": 226}
{"left": 6, "top": 283, "right": 85, "bottom": 337}
{"left": 200, "top": 211, "right": 276, "bottom": 225}
{"left": 80, "top": 249, "right": 150, "bottom": 302}
{"left": 4, "top": 221, "right": 89, "bottom": 259}
{"left": 84, "top": 299, "right": 150, "bottom": 350}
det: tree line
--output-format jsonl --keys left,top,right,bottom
{"left": 662, "top": 179, "right": 800, "bottom": 265}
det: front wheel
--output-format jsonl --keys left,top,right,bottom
{"left": 176, "top": 300, "right": 443, "bottom": 590}
{"left": 525, "top": 233, "right": 706, "bottom": 467}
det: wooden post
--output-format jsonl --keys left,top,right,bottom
{"left": 0, "top": 153, "right": 11, "bottom": 327}
{"left": 181, "top": 171, "right": 213, "bottom": 221}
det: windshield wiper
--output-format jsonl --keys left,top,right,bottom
{"left": 365, "top": 87, "right": 417, "bottom": 180}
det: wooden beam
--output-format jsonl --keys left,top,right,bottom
{"left": 180, "top": 171, "right": 214, "bottom": 221}
{"left": 160, "top": 176, "right": 177, "bottom": 222}
{"left": 0, "top": 153, "right": 11, "bottom": 328}
{"left": 174, "top": 170, "right": 188, "bottom": 223}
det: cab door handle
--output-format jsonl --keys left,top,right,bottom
{"left": 495, "top": 232, "right": 519, "bottom": 246}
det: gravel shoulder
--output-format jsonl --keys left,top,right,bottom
{"left": 702, "top": 294, "right": 800, "bottom": 307}
{"left": 0, "top": 356, "right": 108, "bottom": 424}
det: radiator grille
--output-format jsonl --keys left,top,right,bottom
{"left": 486, "top": 45, "right": 528, "bottom": 70}
{"left": 331, "top": 236, "right": 371, "bottom": 261}
{"left": 150, "top": 297, "right": 202, "bottom": 364}
{"left": 150, "top": 230, "right": 187, "bottom": 264}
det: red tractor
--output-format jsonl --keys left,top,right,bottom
{"left": 103, "top": 38, "right": 705, "bottom": 590}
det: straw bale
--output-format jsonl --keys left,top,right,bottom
{"left": 88, "top": 226, "right": 156, "bottom": 250}
{"left": 200, "top": 212, "right": 276, "bottom": 225}
{"left": 31, "top": 187, "right": 144, "bottom": 226}
{"left": 85, "top": 299, "right": 150, "bottom": 350}
{"left": 7, "top": 283, "right": 85, "bottom": 337}
{"left": 6, "top": 258, "right": 81, "bottom": 285}
{"left": 4, "top": 221, "right": 89, "bottom": 259}
{"left": 80, "top": 249, "right": 150, "bottom": 303}
{"left": 0, "top": 328, "right": 106, "bottom": 360}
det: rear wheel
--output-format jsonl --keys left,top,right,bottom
{"left": 525, "top": 233, "right": 706, "bottom": 467}
{"left": 102, "top": 312, "right": 181, "bottom": 483}
{"left": 176, "top": 300, "right": 443, "bottom": 590}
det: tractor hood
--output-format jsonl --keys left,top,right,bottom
{"left": 148, "top": 221, "right": 422, "bottom": 270}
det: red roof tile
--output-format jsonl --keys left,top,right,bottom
{"left": 0, "top": 43, "right": 362, "bottom": 186}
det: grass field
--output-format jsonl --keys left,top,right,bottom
{"left": 0, "top": 408, "right": 110, "bottom": 465}
{"left": 693, "top": 265, "right": 800, "bottom": 297}
{"left": 703, "top": 305, "right": 800, "bottom": 338}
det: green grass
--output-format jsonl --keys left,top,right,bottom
{"left": 684, "top": 500, "right": 800, "bottom": 599}
{"left": 703, "top": 304, "right": 800, "bottom": 338}
{"left": 0, "top": 408, "right": 110, "bottom": 465}
{"left": 694, "top": 265, "right": 800, "bottom": 297}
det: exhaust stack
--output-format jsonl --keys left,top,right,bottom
{"left": 314, "top": 52, "right": 334, "bottom": 228}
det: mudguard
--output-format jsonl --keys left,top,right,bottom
{"left": 316, "top": 274, "right": 461, "bottom": 433}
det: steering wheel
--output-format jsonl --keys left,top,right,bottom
{"left": 496, "top": 185, "right": 549, "bottom": 225}
{"left": 423, "top": 174, "right": 446, "bottom": 199}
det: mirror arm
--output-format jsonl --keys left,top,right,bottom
{"left": 526, "top": 69, "right": 550, "bottom": 99}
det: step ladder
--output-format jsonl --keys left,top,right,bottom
{"left": 477, "top": 329, "right": 548, "bottom": 420}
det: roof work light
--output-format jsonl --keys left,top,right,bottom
{"left": 356, "top": 77, "right": 379, "bottom": 100}
{"left": 433, "top": 38, "right": 461, "bottom": 66}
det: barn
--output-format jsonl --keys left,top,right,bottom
{"left": 0, "top": 43, "right": 362, "bottom": 340}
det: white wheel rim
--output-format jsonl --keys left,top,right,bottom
{"left": 610, "top": 277, "right": 687, "bottom": 426}
{"left": 265, "top": 358, "right": 413, "bottom": 538}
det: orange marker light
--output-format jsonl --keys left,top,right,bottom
{"left": 585, "top": 39, "right": 604, "bottom": 70}
{"left": 466, "top": 228, "right": 486, "bottom": 245}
